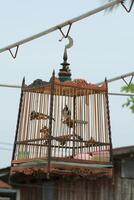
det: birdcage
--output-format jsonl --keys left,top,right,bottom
{"left": 11, "top": 52, "right": 112, "bottom": 178}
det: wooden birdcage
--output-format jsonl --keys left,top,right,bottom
{"left": 10, "top": 53, "right": 113, "bottom": 179}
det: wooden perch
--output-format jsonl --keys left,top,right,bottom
{"left": 40, "top": 125, "right": 50, "bottom": 145}
{"left": 40, "top": 126, "right": 49, "bottom": 138}
{"left": 30, "top": 111, "right": 55, "bottom": 121}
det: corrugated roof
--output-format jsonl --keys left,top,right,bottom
{"left": 113, "top": 145, "right": 134, "bottom": 156}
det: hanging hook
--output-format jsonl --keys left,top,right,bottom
{"left": 8, "top": 45, "right": 19, "bottom": 59}
{"left": 58, "top": 23, "right": 72, "bottom": 41}
{"left": 121, "top": 75, "right": 134, "bottom": 86}
{"left": 59, "top": 35, "right": 73, "bottom": 56}
{"left": 121, "top": 0, "right": 134, "bottom": 13}
{"left": 59, "top": 33, "right": 73, "bottom": 50}
{"left": 65, "top": 35, "right": 74, "bottom": 50}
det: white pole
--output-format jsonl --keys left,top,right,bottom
{"left": 109, "top": 92, "right": 134, "bottom": 97}
{"left": 97, "top": 71, "right": 134, "bottom": 85}
{"left": 0, "top": 84, "right": 21, "bottom": 89}
{"left": 0, "top": 0, "right": 120, "bottom": 54}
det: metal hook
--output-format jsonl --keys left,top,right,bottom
{"left": 59, "top": 36, "right": 64, "bottom": 42}
{"left": 58, "top": 24, "right": 72, "bottom": 41}
{"left": 121, "top": 75, "right": 134, "bottom": 86}
{"left": 65, "top": 35, "right": 74, "bottom": 50}
{"left": 121, "top": 0, "right": 134, "bottom": 13}
{"left": 59, "top": 35, "right": 73, "bottom": 52}
{"left": 8, "top": 45, "right": 19, "bottom": 59}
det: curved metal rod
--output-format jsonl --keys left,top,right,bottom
{"left": 65, "top": 36, "right": 74, "bottom": 49}
{"left": 59, "top": 35, "right": 74, "bottom": 50}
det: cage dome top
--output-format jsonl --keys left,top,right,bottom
{"left": 23, "top": 49, "right": 107, "bottom": 94}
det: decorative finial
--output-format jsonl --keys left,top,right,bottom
{"left": 58, "top": 48, "right": 71, "bottom": 82}
{"left": 22, "top": 77, "right": 25, "bottom": 86}
{"left": 63, "top": 48, "right": 68, "bottom": 62}
{"left": 52, "top": 70, "right": 55, "bottom": 77}
{"left": 58, "top": 35, "right": 73, "bottom": 82}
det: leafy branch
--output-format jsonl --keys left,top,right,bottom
{"left": 121, "top": 84, "right": 134, "bottom": 113}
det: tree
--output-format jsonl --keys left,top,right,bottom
{"left": 121, "top": 84, "right": 134, "bottom": 113}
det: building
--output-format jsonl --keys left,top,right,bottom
{"left": 1, "top": 146, "right": 134, "bottom": 199}
{"left": 0, "top": 167, "right": 19, "bottom": 200}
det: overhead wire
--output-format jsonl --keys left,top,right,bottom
{"left": 0, "top": 72, "right": 134, "bottom": 97}
{"left": 0, "top": 141, "right": 13, "bottom": 151}
{"left": 0, "top": 142, "right": 13, "bottom": 146}
{"left": 0, "top": 147, "right": 12, "bottom": 151}
{"left": 0, "top": 84, "right": 21, "bottom": 89}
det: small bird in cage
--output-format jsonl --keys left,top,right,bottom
{"left": 61, "top": 105, "right": 71, "bottom": 121}
{"left": 30, "top": 111, "right": 55, "bottom": 121}
{"left": 40, "top": 126, "right": 50, "bottom": 145}
{"left": 40, "top": 126, "right": 49, "bottom": 138}
{"left": 61, "top": 105, "right": 73, "bottom": 128}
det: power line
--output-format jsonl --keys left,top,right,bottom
{"left": 109, "top": 92, "right": 134, "bottom": 97}
{"left": 0, "top": 72, "right": 134, "bottom": 97}
{"left": 0, "top": 84, "right": 21, "bottom": 89}
{"left": 0, "top": 71, "right": 134, "bottom": 90}
{"left": 0, "top": 142, "right": 13, "bottom": 146}
{"left": 0, "top": 86, "right": 134, "bottom": 97}
{"left": 0, "top": 147, "right": 12, "bottom": 151}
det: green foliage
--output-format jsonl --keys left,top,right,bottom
{"left": 121, "top": 84, "right": 134, "bottom": 113}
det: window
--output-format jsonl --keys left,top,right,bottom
{"left": 121, "top": 159, "right": 134, "bottom": 178}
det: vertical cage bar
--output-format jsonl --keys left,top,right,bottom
{"left": 72, "top": 89, "right": 76, "bottom": 157}
{"left": 105, "top": 79, "right": 112, "bottom": 162}
{"left": 11, "top": 78, "right": 25, "bottom": 165}
{"left": 47, "top": 71, "right": 55, "bottom": 177}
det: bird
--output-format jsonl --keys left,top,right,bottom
{"left": 40, "top": 126, "right": 49, "bottom": 138}
{"left": 61, "top": 105, "right": 71, "bottom": 121}
{"left": 40, "top": 126, "right": 49, "bottom": 144}
{"left": 30, "top": 111, "right": 55, "bottom": 121}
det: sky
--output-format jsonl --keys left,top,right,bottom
{"left": 0, "top": 0, "right": 134, "bottom": 168}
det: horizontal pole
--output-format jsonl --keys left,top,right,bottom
{"left": 0, "top": 84, "right": 21, "bottom": 89}
{"left": 97, "top": 71, "right": 134, "bottom": 85}
{"left": 0, "top": 83, "right": 133, "bottom": 96}
{"left": 109, "top": 92, "right": 134, "bottom": 97}
{"left": 0, "top": 0, "right": 120, "bottom": 54}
